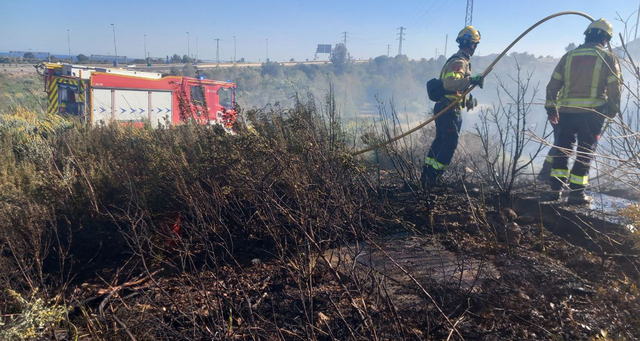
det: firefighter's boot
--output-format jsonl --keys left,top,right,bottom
{"left": 537, "top": 160, "right": 552, "bottom": 183}
{"left": 567, "top": 191, "right": 593, "bottom": 205}
{"left": 420, "top": 165, "right": 428, "bottom": 191}
{"left": 567, "top": 183, "right": 593, "bottom": 205}
{"left": 542, "top": 190, "right": 561, "bottom": 202}
{"left": 544, "top": 175, "right": 565, "bottom": 202}
{"left": 421, "top": 164, "right": 444, "bottom": 191}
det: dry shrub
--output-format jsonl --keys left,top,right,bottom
{"left": 0, "top": 95, "right": 392, "bottom": 339}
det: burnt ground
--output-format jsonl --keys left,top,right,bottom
{"left": 63, "top": 183, "right": 640, "bottom": 340}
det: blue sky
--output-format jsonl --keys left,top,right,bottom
{"left": 0, "top": 0, "right": 638, "bottom": 62}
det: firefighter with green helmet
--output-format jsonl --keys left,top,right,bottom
{"left": 545, "top": 18, "right": 622, "bottom": 204}
{"left": 421, "top": 26, "right": 484, "bottom": 189}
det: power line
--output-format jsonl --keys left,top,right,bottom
{"left": 414, "top": 1, "right": 454, "bottom": 33}
{"left": 396, "top": 27, "right": 405, "bottom": 56}
{"left": 409, "top": 0, "right": 443, "bottom": 30}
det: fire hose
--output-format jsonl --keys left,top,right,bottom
{"left": 351, "top": 11, "right": 596, "bottom": 156}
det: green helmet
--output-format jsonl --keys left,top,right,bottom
{"left": 584, "top": 18, "right": 613, "bottom": 39}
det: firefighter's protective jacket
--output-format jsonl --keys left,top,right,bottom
{"left": 545, "top": 42, "right": 622, "bottom": 117}
{"left": 441, "top": 50, "right": 472, "bottom": 108}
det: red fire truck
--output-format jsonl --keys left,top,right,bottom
{"left": 37, "top": 63, "right": 237, "bottom": 129}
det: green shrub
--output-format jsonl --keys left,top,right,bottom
{"left": 0, "top": 289, "right": 69, "bottom": 341}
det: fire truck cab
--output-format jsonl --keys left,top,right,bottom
{"left": 38, "top": 63, "right": 238, "bottom": 130}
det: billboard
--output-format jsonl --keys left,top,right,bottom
{"left": 316, "top": 44, "right": 332, "bottom": 54}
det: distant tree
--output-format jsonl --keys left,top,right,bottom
{"left": 261, "top": 61, "right": 283, "bottom": 76}
{"left": 394, "top": 54, "right": 409, "bottom": 64}
{"left": 565, "top": 43, "right": 576, "bottom": 51}
{"left": 77, "top": 54, "right": 89, "bottom": 63}
{"left": 373, "top": 55, "right": 390, "bottom": 65}
{"left": 330, "top": 43, "right": 349, "bottom": 73}
{"left": 509, "top": 51, "right": 536, "bottom": 63}
{"left": 182, "top": 55, "right": 193, "bottom": 64}
{"left": 23, "top": 52, "right": 35, "bottom": 60}
{"left": 171, "top": 54, "right": 182, "bottom": 63}
{"left": 182, "top": 64, "right": 196, "bottom": 77}
{"left": 169, "top": 66, "right": 180, "bottom": 76}
{"left": 49, "top": 55, "right": 58, "bottom": 62}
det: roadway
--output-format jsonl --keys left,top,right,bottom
{"left": 135, "top": 60, "right": 334, "bottom": 72}
{"left": 1, "top": 59, "right": 369, "bottom": 74}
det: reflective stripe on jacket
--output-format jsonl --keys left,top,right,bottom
{"left": 440, "top": 50, "right": 472, "bottom": 108}
{"left": 545, "top": 42, "right": 622, "bottom": 116}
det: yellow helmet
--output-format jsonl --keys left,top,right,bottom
{"left": 584, "top": 18, "right": 613, "bottom": 39}
{"left": 456, "top": 26, "right": 481, "bottom": 44}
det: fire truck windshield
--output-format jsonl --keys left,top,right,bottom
{"left": 218, "top": 87, "right": 232, "bottom": 108}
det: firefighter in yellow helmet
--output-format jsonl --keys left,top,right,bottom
{"left": 422, "top": 26, "right": 484, "bottom": 189}
{"left": 545, "top": 18, "right": 622, "bottom": 204}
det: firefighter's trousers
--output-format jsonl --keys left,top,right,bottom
{"left": 550, "top": 111, "right": 604, "bottom": 192}
{"left": 423, "top": 101, "right": 462, "bottom": 183}
{"left": 538, "top": 123, "right": 569, "bottom": 178}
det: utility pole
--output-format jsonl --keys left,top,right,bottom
{"left": 67, "top": 29, "right": 71, "bottom": 62}
{"left": 444, "top": 34, "right": 448, "bottom": 57}
{"left": 196, "top": 37, "right": 199, "bottom": 63}
{"left": 233, "top": 36, "right": 236, "bottom": 63}
{"left": 342, "top": 31, "right": 348, "bottom": 46}
{"left": 636, "top": 1, "right": 640, "bottom": 40}
{"left": 396, "top": 26, "right": 405, "bottom": 56}
{"left": 465, "top": 0, "right": 474, "bottom": 26}
{"left": 387, "top": 44, "right": 391, "bottom": 57}
{"left": 144, "top": 34, "right": 147, "bottom": 64}
{"left": 266, "top": 39, "right": 269, "bottom": 62}
{"left": 110, "top": 24, "right": 118, "bottom": 66}
{"left": 186, "top": 31, "right": 190, "bottom": 60}
{"left": 215, "top": 38, "right": 220, "bottom": 64}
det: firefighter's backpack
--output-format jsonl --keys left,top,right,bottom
{"left": 426, "top": 78, "right": 445, "bottom": 102}
{"left": 426, "top": 55, "right": 459, "bottom": 102}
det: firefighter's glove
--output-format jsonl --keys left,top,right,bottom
{"left": 546, "top": 107, "right": 559, "bottom": 125}
{"left": 465, "top": 94, "right": 478, "bottom": 111}
{"left": 470, "top": 75, "right": 484, "bottom": 89}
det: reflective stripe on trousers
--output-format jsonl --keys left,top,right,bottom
{"left": 425, "top": 101, "right": 462, "bottom": 181}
